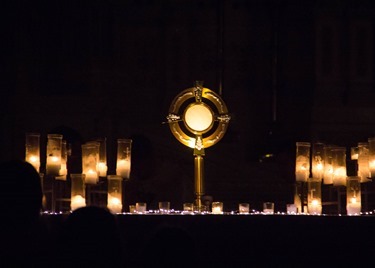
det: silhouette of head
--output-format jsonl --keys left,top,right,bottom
{"left": 59, "top": 206, "right": 122, "bottom": 267}
{"left": 0, "top": 159, "right": 43, "bottom": 223}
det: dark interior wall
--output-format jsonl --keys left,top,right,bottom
{"left": 1, "top": 0, "right": 375, "bottom": 210}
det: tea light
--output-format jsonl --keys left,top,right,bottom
{"left": 212, "top": 202, "right": 223, "bottom": 214}
{"left": 347, "top": 197, "right": 361, "bottom": 215}
{"left": 71, "top": 194, "right": 86, "bottom": 211}
{"left": 107, "top": 194, "right": 122, "bottom": 214}
{"left": 286, "top": 204, "right": 297, "bottom": 214}
{"left": 263, "top": 202, "right": 274, "bottom": 214}
{"left": 183, "top": 203, "right": 194, "bottom": 213}
{"left": 239, "top": 203, "right": 250, "bottom": 214}
{"left": 136, "top": 202, "right": 147, "bottom": 213}
{"left": 116, "top": 159, "right": 130, "bottom": 179}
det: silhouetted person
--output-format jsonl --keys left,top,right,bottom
{"left": 55, "top": 206, "right": 122, "bottom": 267}
{"left": 0, "top": 159, "right": 47, "bottom": 266}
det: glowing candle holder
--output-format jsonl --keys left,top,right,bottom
{"left": 323, "top": 145, "right": 334, "bottom": 184}
{"left": 94, "top": 137, "right": 107, "bottom": 177}
{"left": 136, "top": 202, "right": 147, "bottom": 213}
{"left": 331, "top": 147, "right": 347, "bottom": 186}
{"left": 367, "top": 137, "right": 375, "bottom": 178}
{"left": 286, "top": 204, "right": 297, "bottom": 214}
{"left": 158, "top": 201, "right": 171, "bottom": 214}
{"left": 107, "top": 175, "right": 123, "bottom": 214}
{"left": 56, "top": 140, "right": 68, "bottom": 181}
{"left": 25, "top": 132, "right": 41, "bottom": 172}
{"left": 70, "top": 173, "right": 86, "bottom": 211}
{"left": 263, "top": 202, "right": 275, "bottom": 214}
{"left": 81, "top": 143, "right": 99, "bottom": 184}
{"left": 295, "top": 142, "right": 311, "bottom": 182}
{"left": 307, "top": 177, "right": 322, "bottom": 215}
{"left": 239, "top": 203, "right": 250, "bottom": 214}
{"left": 346, "top": 176, "right": 361, "bottom": 215}
{"left": 46, "top": 134, "right": 63, "bottom": 176}
{"left": 183, "top": 203, "right": 194, "bottom": 213}
{"left": 211, "top": 202, "right": 223, "bottom": 214}
{"left": 116, "top": 139, "right": 132, "bottom": 179}
{"left": 357, "top": 142, "right": 370, "bottom": 183}
{"left": 312, "top": 142, "right": 324, "bottom": 181}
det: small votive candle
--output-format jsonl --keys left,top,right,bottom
{"left": 287, "top": 204, "right": 297, "bottom": 214}
{"left": 158, "top": 201, "right": 171, "bottom": 214}
{"left": 129, "top": 205, "right": 136, "bottom": 214}
{"left": 239, "top": 203, "right": 250, "bottom": 214}
{"left": 263, "top": 202, "right": 274, "bottom": 214}
{"left": 183, "top": 203, "right": 194, "bottom": 213}
{"left": 308, "top": 199, "right": 322, "bottom": 215}
{"left": 211, "top": 202, "right": 223, "bottom": 214}
{"left": 136, "top": 202, "right": 147, "bottom": 213}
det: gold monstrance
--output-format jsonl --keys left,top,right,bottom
{"left": 166, "top": 81, "right": 231, "bottom": 209}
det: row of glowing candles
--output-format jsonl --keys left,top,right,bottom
{"left": 295, "top": 141, "right": 369, "bottom": 215}
{"left": 25, "top": 133, "right": 132, "bottom": 184}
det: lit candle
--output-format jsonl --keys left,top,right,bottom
{"left": 212, "top": 206, "right": 223, "bottom": 214}
{"left": 308, "top": 199, "right": 322, "bottom": 215}
{"left": 97, "top": 162, "right": 108, "bottom": 177}
{"left": 295, "top": 156, "right": 309, "bottom": 182}
{"left": 212, "top": 202, "right": 223, "bottom": 214}
{"left": 347, "top": 197, "right": 361, "bottom": 215}
{"left": 107, "top": 194, "right": 122, "bottom": 214}
{"left": 313, "top": 162, "right": 324, "bottom": 179}
{"left": 46, "top": 156, "right": 61, "bottom": 176}
{"left": 27, "top": 155, "right": 40, "bottom": 172}
{"left": 84, "top": 169, "right": 98, "bottom": 184}
{"left": 135, "top": 202, "right": 147, "bottom": 213}
{"left": 323, "top": 164, "right": 333, "bottom": 184}
{"left": 116, "top": 159, "right": 131, "bottom": 179}
{"left": 333, "top": 167, "right": 346, "bottom": 186}
{"left": 59, "top": 163, "right": 67, "bottom": 176}
{"left": 287, "top": 204, "right": 297, "bottom": 214}
{"left": 239, "top": 203, "right": 250, "bottom": 214}
{"left": 71, "top": 194, "right": 86, "bottom": 211}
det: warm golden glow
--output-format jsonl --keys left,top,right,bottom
{"left": 184, "top": 104, "right": 213, "bottom": 132}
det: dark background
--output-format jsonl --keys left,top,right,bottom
{"left": 2, "top": 0, "right": 375, "bottom": 211}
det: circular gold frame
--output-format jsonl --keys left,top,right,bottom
{"left": 167, "top": 86, "right": 230, "bottom": 150}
